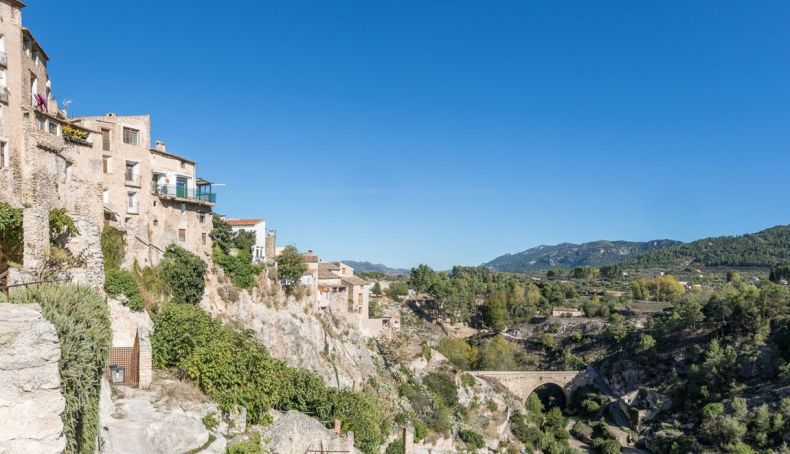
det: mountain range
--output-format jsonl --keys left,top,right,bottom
{"left": 342, "top": 260, "right": 409, "bottom": 276}
{"left": 485, "top": 225, "right": 790, "bottom": 272}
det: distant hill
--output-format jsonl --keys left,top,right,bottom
{"left": 485, "top": 240, "right": 680, "bottom": 272}
{"left": 624, "top": 225, "right": 790, "bottom": 269}
{"left": 342, "top": 260, "right": 409, "bottom": 276}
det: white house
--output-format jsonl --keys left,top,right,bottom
{"left": 226, "top": 218, "right": 267, "bottom": 262}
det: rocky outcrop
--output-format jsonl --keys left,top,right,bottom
{"left": 254, "top": 410, "right": 360, "bottom": 453}
{"left": 0, "top": 303, "right": 66, "bottom": 454}
{"left": 202, "top": 272, "right": 378, "bottom": 388}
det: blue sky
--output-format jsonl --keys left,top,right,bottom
{"left": 28, "top": 1, "right": 790, "bottom": 269}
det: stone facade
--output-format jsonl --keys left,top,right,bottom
{"left": 72, "top": 114, "right": 215, "bottom": 267}
{"left": 0, "top": 303, "right": 66, "bottom": 453}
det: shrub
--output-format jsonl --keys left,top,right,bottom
{"left": 437, "top": 337, "right": 479, "bottom": 370}
{"left": 275, "top": 245, "right": 307, "bottom": 291}
{"left": 413, "top": 418, "right": 428, "bottom": 442}
{"left": 423, "top": 371, "right": 458, "bottom": 407}
{"left": 0, "top": 202, "right": 23, "bottom": 264}
{"left": 385, "top": 439, "right": 404, "bottom": 454}
{"left": 202, "top": 413, "right": 219, "bottom": 431}
{"left": 101, "top": 226, "right": 125, "bottom": 270}
{"left": 104, "top": 268, "right": 144, "bottom": 311}
{"left": 213, "top": 248, "right": 263, "bottom": 290}
{"left": 160, "top": 244, "right": 206, "bottom": 304}
{"left": 593, "top": 437, "right": 622, "bottom": 454}
{"left": 225, "top": 433, "right": 262, "bottom": 454}
{"left": 458, "top": 428, "right": 485, "bottom": 449}
{"left": 11, "top": 284, "right": 111, "bottom": 454}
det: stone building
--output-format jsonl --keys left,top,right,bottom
{"left": 0, "top": 0, "right": 104, "bottom": 287}
{"left": 71, "top": 113, "right": 216, "bottom": 267}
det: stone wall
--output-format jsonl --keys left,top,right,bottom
{"left": 0, "top": 303, "right": 66, "bottom": 453}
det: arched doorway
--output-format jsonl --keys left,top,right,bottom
{"left": 529, "top": 383, "right": 567, "bottom": 410}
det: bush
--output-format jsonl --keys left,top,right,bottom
{"left": 458, "top": 428, "right": 485, "bottom": 449}
{"left": 593, "top": 437, "right": 622, "bottom": 454}
{"left": 0, "top": 202, "right": 23, "bottom": 265}
{"left": 202, "top": 413, "right": 218, "bottom": 431}
{"left": 151, "top": 303, "right": 385, "bottom": 453}
{"left": 11, "top": 284, "right": 111, "bottom": 454}
{"left": 413, "top": 418, "right": 428, "bottom": 442}
{"left": 160, "top": 244, "right": 206, "bottom": 304}
{"left": 423, "top": 371, "right": 458, "bottom": 407}
{"left": 213, "top": 248, "right": 262, "bottom": 290}
{"left": 101, "top": 226, "right": 125, "bottom": 270}
{"left": 225, "top": 433, "right": 262, "bottom": 454}
{"left": 104, "top": 269, "right": 144, "bottom": 311}
{"left": 437, "top": 337, "right": 479, "bottom": 370}
{"left": 385, "top": 439, "right": 404, "bottom": 454}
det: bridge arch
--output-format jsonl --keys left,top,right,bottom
{"left": 468, "top": 371, "right": 585, "bottom": 409}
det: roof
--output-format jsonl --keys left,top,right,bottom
{"left": 302, "top": 253, "right": 319, "bottom": 263}
{"left": 340, "top": 275, "right": 370, "bottom": 286}
{"left": 21, "top": 27, "right": 49, "bottom": 61}
{"left": 318, "top": 262, "right": 341, "bottom": 272}
{"left": 318, "top": 269, "right": 341, "bottom": 280}
{"left": 150, "top": 148, "right": 196, "bottom": 165}
{"left": 226, "top": 219, "right": 264, "bottom": 227}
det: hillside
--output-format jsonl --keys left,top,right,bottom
{"left": 342, "top": 260, "right": 409, "bottom": 276}
{"left": 624, "top": 224, "right": 790, "bottom": 269}
{"left": 485, "top": 239, "right": 679, "bottom": 272}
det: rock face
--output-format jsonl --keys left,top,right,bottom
{"left": 202, "top": 273, "right": 378, "bottom": 388}
{"left": 0, "top": 303, "right": 66, "bottom": 454}
{"left": 254, "top": 411, "right": 360, "bottom": 453}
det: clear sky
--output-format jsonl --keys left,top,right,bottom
{"left": 27, "top": 1, "right": 790, "bottom": 269}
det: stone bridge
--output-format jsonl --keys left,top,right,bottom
{"left": 469, "top": 370, "right": 589, "bottom": 404}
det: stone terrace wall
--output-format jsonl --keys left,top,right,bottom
{"left": 0, "top": 304, "right": 66, "bottom": 453}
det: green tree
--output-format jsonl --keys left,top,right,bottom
{"left": 769, "top": 262, "right": 790, "bottom": 283}
{"left": 160, "top": 244, "right": 207, "bottom": 304}
{"left": 409, "top": 264, "right": 437, "bottom": 293}
{"left": 0, "top": 202, "right": 23, "bottom": 266}
{"left": 437, "top": 337, "right": 479, "bottom": 370}
{"left": 209, "top": 214, "right": 234, "bottom": 253}
{"left": 482, "top": 291, "right": 508, "bottom": 332}
{"left": 275, "top": 245, "right": 307, "bottom": 291}
{"left": 371, "top": 282, "right": 382, "bottom": 297}
{"left": 606, "top": 314, "right": 632, "bottom": 344}
{"left": 478, "top": 335, "right": 517, "bottom": 370}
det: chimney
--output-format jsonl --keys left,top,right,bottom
{"left": 155, "top": 140, "right": 167, "bottom": 152}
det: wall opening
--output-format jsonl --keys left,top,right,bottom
{"left": 529, "top": 383, "right": 567, "bottom": 410}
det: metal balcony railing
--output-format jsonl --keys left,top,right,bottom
{"left": 153, "top": 184, "right": 216, "bottom": 204}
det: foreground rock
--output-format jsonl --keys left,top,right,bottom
{"left": 254, "top": 410, "right": 360, "bottom": 453}
{"left": 0, "top": 304, "right": 66, "bottom": 454}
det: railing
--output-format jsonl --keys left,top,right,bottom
{"left": 153, "top": 184, "right": 216, "bottom": 203}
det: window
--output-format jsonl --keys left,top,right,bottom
{"left": 199, "top": 214, "right": 206, "bottom": 224}
{"left": 101, "top": 128, "right": 110, "bottom": 151}
{"left": 201, "top": 233, "right": 207, "bottom": 245}
{"left": 30, "top": 74, "right": 37, "bottom": 105}
{"left": 48, "top": 121, "right": 58, "bottom": 135}
{"left": 125, "top": 161, "right": 138, "bottom": 184}
{"left": 122, "top": 127, "right": 139, "bottom": 145}
{"left": 33, "top": 49, "right": 39, "bottom": 66}
{"left": 0, "top": 69, "right": 6, "bottom": 88}
{"left": 23, "top": 39, "right": 30, "bottom": 57}
{"left": 102, "top": 156, "right": 111, "bottom": 173}
{"left": 102, "top": 189, "right": 109, "bottom": 205}
{"left": 126, "top": 191, "right": 138, "bottom": 213}
{"left": 0, "top": 140, "right": 8, "bottom": 168}
{"left": 37, "top": 117, "right": 45, "bottom": 130}
{"left": 178, "top": 229, "right": 186, "bottom": 242}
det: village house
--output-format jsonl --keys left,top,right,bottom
{"left": 71, "top": 114, "right": 216, "bottom": 267}
{"left": 552, "top": 307, "right": 584, "bottom": 318}
{"left": 0, "top": 0, "right": 104, "bottom": 287}
{"left": 226, "top": 218, "right": 267, "bottom": 262}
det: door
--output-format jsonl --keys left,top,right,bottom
{"left": 176, "top": 177, "right": 188, "bottom": 198}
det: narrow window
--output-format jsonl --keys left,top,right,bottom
{"left": 126, "top": 191, "right": 138, "bottom": 213}
{"left": 125, "top": 161, "right": 137, "bottom": 183}
{"left": 0, "top": 140, "right": 8, "bottom": 168}
{"left": 199, "top": 214, "right": 205, "bottom": 224}
{"left": 102, "top": 156, "right": 111, "bottom": 173}
{"left": 102, "top": 189, "right": 110, "bottom": 204}
{"left": 101, "top": 128, "right": 110, "bottom": 151}
{"left": 122, "top": 127, "right": 139, "bottom": 145}
{"left": 30, "top": 74, "right": 38, "bottom": 106}
{"left": 201, "top": 233, "right": 207, "bottom": 245}
{"left": 37, "top": 117, "right": 45, "bottom": 130}
{"left": 0, "top": 69, "right": 6, "bottom": 88}
{"left": 178, "top": 229, "right": 186, "bottom": 242}
{"left": 48, "top": 121, "right": 58, "bottom": 135}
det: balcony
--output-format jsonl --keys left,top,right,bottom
{"left": 0, "top": 51, "right": 6, "bottom": 67}
{"left": 153, "top": 184, "right": 216, "bottom": 205}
